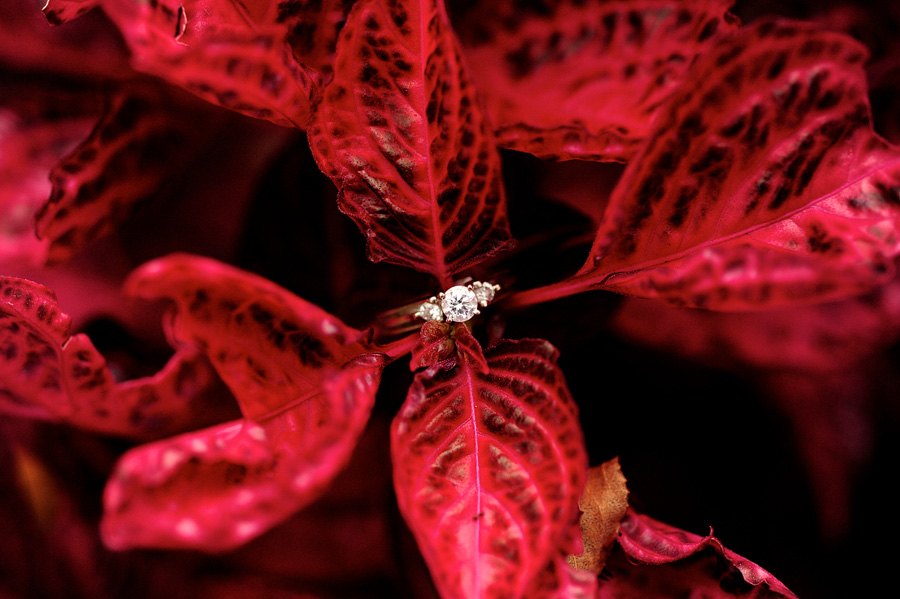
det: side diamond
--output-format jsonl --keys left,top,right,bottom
{"left": 417, "top": 302, "right": 443, "bottom": 322}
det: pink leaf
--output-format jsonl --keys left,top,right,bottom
{"left": 102, "top": 352, "right": 385, "bottom": 551}
{"left": 308, "top": 0, "right": 514, "bottom": 287}
{"left": 411, "top": 321, "right": 456, "bottom": 370}
{"left": 124, "top": 253, "right": 372, "bottom": 421}
{"left": 45, "top": 0, "right": 318, "bottom": 127}
{"left": 411, "top": 321, "right": 490, "bottom": 372}
{"left": 529, "top": 555, "right": 599, "bottom": 599}
{"left": 277, "top": 0, "right": 358, "bottom": 77}
{"left": 103, "top": 253, "right": 388, "bottom": 550}
{"left": 0, "top": 76, "right": 99, "bottom": 265}
{"left": 512, "top": 21, "right": 900, "bottom": 310}
{"left": 615, "top": 509, "right": 798, "bottom": 598}
{"left": 0, "top": 277, "right": 215, "bottom": 437}
{"left": 392, "top": 337, "right": 587, "bottom": 599}
{"left": 455, "top": 0, "right": 739, "bottom": 162}
{"left": 41, "top": 0, "right": 99, "bottom": 25}
{"left": 612, "top": 278, "right": 900, "bottom": 374}
{"left": 35, "top": 84, "right": 211, "bottom": 265}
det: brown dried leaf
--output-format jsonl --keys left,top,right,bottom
{"left": 568, "top": 457, "right": 629, "bottom": 573}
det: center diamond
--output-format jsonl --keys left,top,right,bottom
{"left": 441, "top": 286, "right": 478, "bottom": 322}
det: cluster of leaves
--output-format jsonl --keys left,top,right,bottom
{"left": 3, "top": 0, "right": 900, "bottom": 597}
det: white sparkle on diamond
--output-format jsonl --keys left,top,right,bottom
{"left": 441, "top": 286, "right": 478, "bottom": 322}
{"left": 418, "top": 301, "right": 443, "bottom": 321}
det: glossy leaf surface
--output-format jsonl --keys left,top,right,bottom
{"left": 308, "top": 0, "right": 514, "bottom": 286}
{"left": 392, "top": 337, "right": 587, "bottom": 599}
{"left": 514, "top": 21, "right": 900, "bottom": 310}
{"left": 45, "top": 0, "right": 317, "bottom": 127}
{"left": 455, "top": 0, "right": 739, "bottom": 161}
{"left": 616, "top": 509, "right": 798, "bottom": 598}
{"left": 35, "top": 85, "right": 208, "bottom": 264}
{"left": 0, "top": 276, "right": 214, "bottom": 437}
{"left": 103, "top": 254, "right": 386, "bottom": 550}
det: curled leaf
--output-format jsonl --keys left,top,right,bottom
{"left": 125, "top": 253, "right": 371, "bottom": 421}
{"left": 103, "top": 254, "right": 387, "bottom": 550}
{"left": 102, "top": 353, "right": 385, "bottom": 551}
{"left": 411, "top": 321, "right": 455, "bottom": 370}
{"left": 568, "top": 457, "right": 629, "bottom": 574}
{"left": 512, "top": 21, "right": 900, "bottom": 310}
{"left": 616, "top": 508, "right": 798, "bottom": 598}
{"left": 392, "top": 337, "right": 587, "bottom": 599}
{"left": 45, "top": 0, "right": 318, "bottom": 127}
{"left": 455, "top": 0, "right": 739, "bottom": 161}
{"left": 308, "top": 0, "right": 514, "bottom": 286}
{"left": 411, "top": 321, "right": 489, "bottom": 371}
{"left": 0, "top": 276, "right": 215, "bottom": 437}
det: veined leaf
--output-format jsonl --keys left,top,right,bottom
{"left": 102, "top": 254, "right": 387, "bottom": 550}
{"left": 35, "top": 84, "right": 210, "bottom": 264}
{"left": 44, "top": 0, "right": 318, "bottom": 127}
{"left": 308, "top": 0, "right": 514, "bottom": 287}
{"left": 0, "top": 276, "right": 215, "bottom": 437}
{"left": 125, "top": 253, "right": 372, "bottom": 421}
{"left": 276, "top": 0, "right": 358, "bottom": 77}
{"left": 392, "top": 337, "right": 587, "bottom": 599}
{"left": 511, "top": 21, "right": 900, "bottom": 310}
{"left": 455, "top": 0, "right": 739, "bottom": 162}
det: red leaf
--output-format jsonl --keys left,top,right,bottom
{"left": 616, "top": 509, "right": 798, "bottom": 598}
{"left": 102, "top": 254, "right": 388, "bottom": 550}
{"left": 0, "top": 75, "right": 100, "bottom": 265}
{"left": 512, "top": 21, "right": 900, "bottom": 310}
{"left": 411, "top": 321, "right": 456, "bottom": 370}
{"left": 392, "top": 337, "right": 587, "bottom": 599}
{"left": 0, "top": 276, "right": 215, "bottom": 437}
{"left": 102, "top": 352, "right": 385, "bottom": 551}
{"left": 411, "top": 321, "right": 488, "bottom": 372}
{"left": 612, "top": 276, "right": 900, "bottom": 373}
{"left": 41, "top": 0, "right": 99, "bottom": 25}
{"left": 455, "top": 0, "right": 739, "bottom": 162}
{"left": 277, "top": 0, "right": 358, "bottom": 77}
{"left": 34, "top": 84, "right": 211, "bottom": 265}
{"left": 125, "top": 253, "right": 372, "bottom": 421}
{"left": 308, "top": 0, "right": 514, "bottom": 286}
{"left": 45, "top": 0, "right": 318, "bottom": 127}
{"left": 529, "top": 555, "right": 599, "bottom": 599}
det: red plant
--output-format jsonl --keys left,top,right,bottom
{"left": 2, "top": 0, "right": 899, "bottom": 598}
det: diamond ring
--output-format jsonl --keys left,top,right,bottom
{"left": 414, "top": 281, "right": 501, "bottom": 324}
